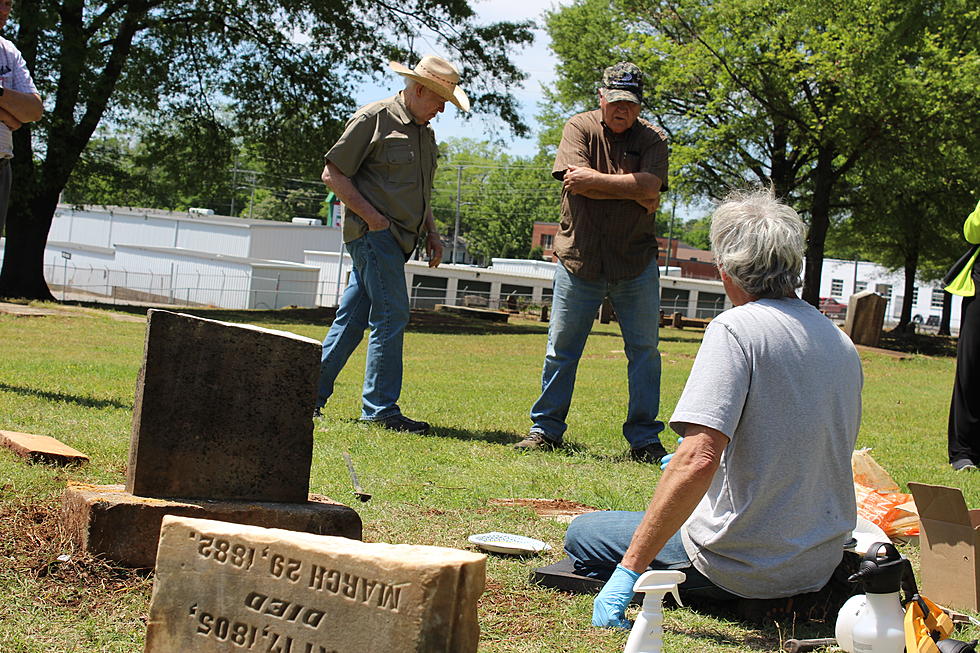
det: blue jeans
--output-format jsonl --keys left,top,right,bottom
{"left": 316, "top": 229, "right": 410, "bottom": 420}
{"left": 565, "top": 511, "right": 737, "bottom": 602}
{"left": 530, "top": 259, "right": 665, "bottom": 447}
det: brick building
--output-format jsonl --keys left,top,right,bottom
{"left": 531, "top": 221, "right": 719, "bottom": 280}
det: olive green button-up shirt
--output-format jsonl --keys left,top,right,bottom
{"left": 552, "top": 110, "right": 669, "bottom": 282}
{"left": 325, "top": 92, "right": 438, "bottom": 255}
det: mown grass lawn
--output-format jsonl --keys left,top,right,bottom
{"left": 0, "top": 301, "right": 977, "bottom": 653}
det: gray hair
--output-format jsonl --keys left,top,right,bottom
{"left": 709, "top": 189, "right": 806, "bottom": 299}
{"left": 404, "top": 77, "right": 419, "bottom": 92}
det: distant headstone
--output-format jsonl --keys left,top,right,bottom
{"left": 599, "top": 297, "right": 615, "bottom": 324}
{"left": 127, "top": 310, "right": 321, "bottom": 502}
{"left": 539, "top": 304, "right": 549, "bottom": 322}
{"left": 0, "top": 430, "right": 89, "bottom": 465}
{"left": 844, "top": 291, "right": 887, "bottom": 347}
{"left": 145, "top": 516, "right": 486, "bottom": 653}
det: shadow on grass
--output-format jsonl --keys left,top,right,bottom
{"left": 0, "top": 382, "right": 131, "bottom": 411}
{"left": 318, "top": 418, "right": 521, "bottom": 446}
{"left": 427, "top": 426, "right": 520, "bottom": 446}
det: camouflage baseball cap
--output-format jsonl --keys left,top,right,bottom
{"left": 601, "top": 62, "right": 643, "bottom": 104}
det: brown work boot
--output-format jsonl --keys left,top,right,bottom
{"left": 514, "top": 431, "right": 562, "bottom": 452}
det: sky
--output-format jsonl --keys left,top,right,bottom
{"left": 354, "top": 0, "right": 567, "bottom": 158}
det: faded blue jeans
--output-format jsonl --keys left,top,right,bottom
{"left": 530, "top": 258, "right": 665, "bottom": 448}
{"left": 316, "top": 229, "right": 410, "bottom": 420}
{"left": 565, "top": 511, "right": 737, "bottom": 602}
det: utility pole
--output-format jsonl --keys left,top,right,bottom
{"left": 665, "top": 200, "right": 676, "bottom": 275}
{"left": 452, "top": 165, "right": 462, "bottom": 264}
{"left": 230, "top": 158, "right": 238, "bottom": 216}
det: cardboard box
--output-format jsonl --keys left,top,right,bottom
{"left": 908, "top": 482, "right": 980, "bottom": 612}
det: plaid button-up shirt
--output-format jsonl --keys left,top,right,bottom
{"left": 552, "top": 110, "right": 668, "bottom": 282}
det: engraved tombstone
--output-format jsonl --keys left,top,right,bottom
{"left": 127, "top": 310, "right": 320, "bottom": 502}
{"left": 843, "top": 291, "right": 887, "bottom": 347}
{"left": 62, "top": 310, "right": 362, "bottom": 567}
{"left": 145, "top": 516, "right": 486, "bottom": 653}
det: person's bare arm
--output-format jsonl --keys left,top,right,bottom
{"left": 321, "top": 161, "right": 389, "bottom": 231}
{"left": 0, "top": 89, "right": 42, "bottom": 124}
{"left": 423, "top": 209, "right": 443, "bottom": 268}
{"left": 563, "top": 164, "right": 661, "bottom": 201}
{"left": 620, "top": 425, "right": 728, "bottom": 572}
{"left": 0, "top": 106, "right": 22, "bottom": 131}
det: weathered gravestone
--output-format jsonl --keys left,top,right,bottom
{"left": 843, "top": 291, "right": 887, "bottom": 347}
{"left": 145, "top": 516, "right": 486, "bottom": 653}
{"left": 63, "top": 310, "right": 361, "bottom": 567}
{"left": 126, "top": 309, "right": 317, "bottom": 501}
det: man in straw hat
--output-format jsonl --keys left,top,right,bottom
{"left": 515, "top": 62, "right": 671, "bottom": 463}
{"left": 314, "top": 55, "right": 469, "bottom": 434}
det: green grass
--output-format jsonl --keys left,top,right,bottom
{"left": 0, "top": 302, "right": 977, "bottom": 652}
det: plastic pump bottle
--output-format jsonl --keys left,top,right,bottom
{"left": 623, "top": 569, "right": 686, "bottom": 653}
{"left": 835, "top": 542, "right": 907, "bottom": 653}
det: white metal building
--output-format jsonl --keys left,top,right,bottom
{"left": 47, "top": 204, "right": 342, "bottom": 262}
{"left": 1, "top": 203, "right": 964, "bottom": 327}
{"left": 818, "top": 257, "right": 963, "bottom": 329}
{"left": 304, "top": 249, "right": 732, "bottom": 317}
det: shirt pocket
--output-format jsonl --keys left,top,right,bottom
{"left": 621, "top": 150, "right": 641, "bottom": 174}
{"left": 383, "top": 133, "right": 416, "bottom": 184}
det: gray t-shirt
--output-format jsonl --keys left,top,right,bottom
{"left": 672, "top": 297, "right": 862, "bottom": 598}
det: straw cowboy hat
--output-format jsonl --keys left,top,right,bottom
{"left": 389, "top": 55, "right": 470, "bottom": 113}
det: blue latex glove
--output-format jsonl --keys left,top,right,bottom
{"left": 592, "top": 564, "right": 641, "bottom": 628}
{"left": 659, "top": 453, "right": 673, "bottom": 470}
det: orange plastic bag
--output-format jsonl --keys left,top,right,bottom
{"left": 854, "top": 483, "right": 920, "bottom": 538}
{"left": 852, "top": 449, "right": 920, "bottom": 538}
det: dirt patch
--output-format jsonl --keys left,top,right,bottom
{"left": 0, "top": 497, "right": 152, "bottom": 608}
{"left": 488, "top": 498, "right": 598, "bottom": 520}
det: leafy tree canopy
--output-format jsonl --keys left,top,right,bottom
{"left": 1, "top": 0, "right": 535, "bottom": 298}
{"left": 542, "top": 0, "right": 979, "bottom": 304}
{"left": 432, "top": 138, "right": 560, "bottom": 263}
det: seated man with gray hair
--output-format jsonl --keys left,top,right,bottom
{"left": 568, "top": 188, "right": 863, "bottom": 627}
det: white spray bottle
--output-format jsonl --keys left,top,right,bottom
{"left": 623, "top": 569, "right": 686, "bottom": 653}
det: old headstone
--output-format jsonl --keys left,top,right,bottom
{"left": 599, "top": 297, "right": 615, "bottom": 324}
{"left": 63, "top": 310, "right": 361, "bottom": 567}
{"left": 145, "top": 516, "right": 486, "bottom": 653}
{"left": 127, "top": 310, "right": 319, "bottom": 502}
{"left": 0, "top": 430, "right": 89, "bottom": 465}
{"left": 843, "top": 291, "right": 887, "bottom": 347}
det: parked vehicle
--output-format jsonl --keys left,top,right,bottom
{"left": 819, "top": 297, "right": 848, "bottom": 318}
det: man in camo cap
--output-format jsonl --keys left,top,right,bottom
{"left": 516, "top": 62, "right": 670, "bottom": 463}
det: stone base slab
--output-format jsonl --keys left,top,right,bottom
{"left": 1, "top": 430, "right": 89, "bottom": 465}
{"left": 62, "top": 484, "right": 362, "bottom": 568}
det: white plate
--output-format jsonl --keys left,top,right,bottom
{"left": 849, "top": 516, "right": 891, "bottom": 555}
{"left": 468, "top": 532, "right": 552, "bottom": 555}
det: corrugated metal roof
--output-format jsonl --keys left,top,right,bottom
{"left": 46, "top": 240, "right": 116, "bottom": 256}
{"left": 56, "top": 204, "right": 328, "bottom": 231}
{"left": 114, "top": 244, "right": 319, "bottom": 270}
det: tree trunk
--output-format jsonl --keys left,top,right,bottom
{"left": 892, "top": 249, "right": 919, "bottom": 332}
{"left": 0, "top": 190, "right": 59, "bottom": 300}
{"left": 939, "top": 290, "right": 952, "bottom": 337}
{"left": 802, "top": 147, "right": 836, "bottom": 306}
